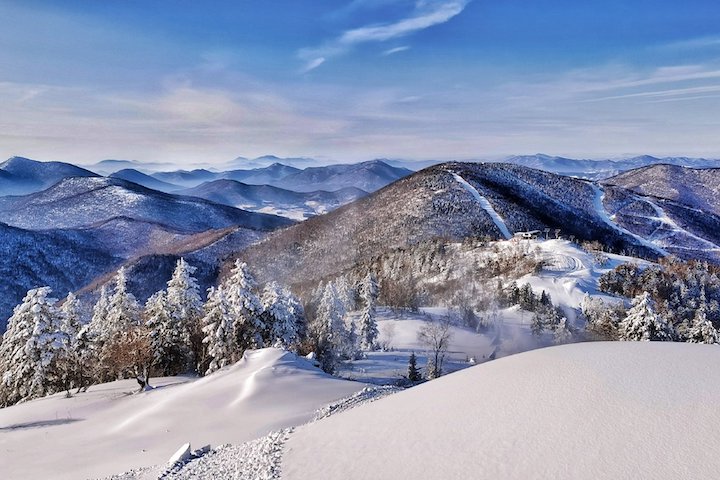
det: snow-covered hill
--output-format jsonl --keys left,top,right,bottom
{"left": 0, "top": 348, "right": 365, "bottom": 480}
{"left": 235, "top": 162, "right": 659, "bottom": 288}
{"left": 603, "top": 164, "right": 720, "bottom": 216}
{"left": 178, "top": 179, "right": 367, "bottom": 220}
{"left": 0, "top": 176, "right": 291, "bottom": 233}
{"left": 0, "top": 156, "right": 99, "bottom": 196}
{"left": 283, "top": 342, "right": 720, "bottom": 480}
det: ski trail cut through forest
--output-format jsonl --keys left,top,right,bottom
{"left": 450, "top": 172, "right": 512, "bottom": 239}
{"left": 590, "top": 184, "right": 667, "bottom": 256}
{"left": 642, "top": 196, "right": 720, "bottom": 251}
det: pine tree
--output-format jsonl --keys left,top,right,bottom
{"left": 58, "top": 292, "right": 84, "bottom": 393}
{"left": 201, "top": 286, "right": 235, "bottom": 375}
{"left": 407, "top": 352, "right": 422, "bottom": 382}
{"left": 261, "top": 282, "right": 304, "bottom": 349}
{"left": 166, "top": 258, "right": 203, "bottom": 367}
{"left": 99, "top": 268, "right": 142, "bottom": 380}
{"left": 0, "top": 287, "right": 64, "bottom": 406}
{"left": 553, "top": 317, "right": 572, "bottom": 344}
{"left": 145, "top": 290, "right": 191, "bottom": 376}
{"left": 309, "top": 282, "right": 350, "bottom": 372}
{"left": 686, "top": 298, "right": 719, "bottom": 344}
{"left": 618, "top": 292, "right": 674, "bottom": 342}
{"left": 89, "top": 285, "right": 111, "bottom": 345}
{"left": 106, "top": 267, "right": 140, "bottom": 333}
{"left": 224, "top": 261, "right": 264, "bottom": 353}
{"left": 358, "top": 273, "right": 379, "bottom": 351}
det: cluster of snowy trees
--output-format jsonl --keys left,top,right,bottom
{"left": 0, "top": 259, "right": 306, "bottom": 406}
{"left": 304, "top": 274, "right": 380, "bottom": 373}
{"left": 591, "top": 257, "right": 720, "bottom": 343}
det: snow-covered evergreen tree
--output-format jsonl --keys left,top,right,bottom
{"left": 105, "top": 267, "right": 140, "bottom": 333}
{"left": 261, "top": 282, "right": 304, "bottom": 349}
{"left": 89, "top": 285, "right": 111, "bottom": 345}
{"left": 98, "top": 268, "right": 141, "bottom": 379}
{"left": 308, "top": 282, "right": 350, "bottom": 372}
{"left": 0, "top": 287, "right": 64, "bottom": 406}
{"left": 145, "top": 290, "right": 192, "bottom": 376}
{"left": 553, "top": 317, "right": 572, "bottom": 344}
{"left": 407, "top": 352, "right": 421, "bottom": 382}
{"left": 618, "top": 292, "right": 674, "bottom": 342}
{"left": 224, "top": 260, "right": 264, "bottom": 353}
{"left": 58, "top": 292, "right": 84, "bottom": 392}
{"left": 201, "top": 286, "right": 235, "bottom": 375}
{"left": 686, "top": 297, "right": 719, "bottom": 344}
{"left": 358, "top": 273, "right": 379, "bottom": 351}
{"left": 166, "top": 258, "right": 204, "bottom": 366}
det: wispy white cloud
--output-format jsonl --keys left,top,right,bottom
{"left": 661, "top": 35, "right": 720, "bottom": 51}
{"left": 300, "top": 0, "right": 469, "bottom": 71}
{"left": 382, "top": 45, "right": 411, "bottom": 56}
{"left": 301, "top": 57, "right": 326, "bottom": 73}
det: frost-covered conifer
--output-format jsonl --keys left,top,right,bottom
{"left": 106, "top": 267, "right": 140, "bottom": 333}
{"left": 166, "top": 258, "right": 203, "bottom": 365}
{"left": 358, "top": 273, "right": 379, "bottom": 351}
{"left": 686, "top": 298, "right": 719, "bottom": 344}
{"left": 261, "top": 282, "right": 304, "bottom": 349}
{"left": 224, "top": 261, "right": 264, "bottom": 352}
{"left": 407, "top": 352, "right": 422, "bottom": 382}
{"left": 145, "top": 290, "right": 191, "bottom": 376}
{"left": 553, "top": 317, "right": 572, "bottom": 344}
{"left": 0, "top": 287, "right": 63, "bottom": 405}
{"left": 89, "top": 285, "right": 111, "bottom": 345}
{"left": 58, "top": 292, "right": 84, "bottom": 392}
{"left": 618, "top": 292, "right": 673, "bottom": 342}
{"left": 201, "top": 286, "right": 235, "bottom": 375}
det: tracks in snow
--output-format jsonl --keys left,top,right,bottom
{"left": 450, "top": 172, "right": 512, "bottom": 239}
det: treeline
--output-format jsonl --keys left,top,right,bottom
{"left": 0, "top": 259, "right": 380, "bottom": 407}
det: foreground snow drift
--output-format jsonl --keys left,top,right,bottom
{"left": 283, "top": 342, "right": 720, "bottom": 480}
{"left": 0, "top": 348, "right": 364, "bottom": 480}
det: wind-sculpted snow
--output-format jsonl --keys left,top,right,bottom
{"left": 283, "top": 342, "right": 720, "bottom": 480}
{"left": 0, "top": 348, "right": 365, "bottom": 479}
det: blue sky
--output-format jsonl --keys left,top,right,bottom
{"left": 1, "top": 0, "right": 720, "bottom": 166}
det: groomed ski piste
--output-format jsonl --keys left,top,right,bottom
{"left": 451, "top": 172, "right": 513, "bottom": 239}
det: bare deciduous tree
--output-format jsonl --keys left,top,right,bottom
{"left": 417, "top": 316, "right": 453, "bottom": 379}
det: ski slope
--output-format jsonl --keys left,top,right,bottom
{"left": 283, "top": 342, "right": 720, "bottom": 480}
{"left": 451, "top": 172, "right": 512, "bottom": 239}
{"left": 591, "top": 184, "right": 667, "bottom": 255}
{"left": 0, "top": 348, "right": 365, "bottom": 480}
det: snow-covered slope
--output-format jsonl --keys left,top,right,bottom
{"left": 0, "top": 348, "right": 365, "bottom": 480}
{"left": 0, "top": 156, "right": 99, "bottom": 196}
{"left": 283, "top": 342, "right": 720, "bottom": 480}
{"left": 178, "top": 179, "right": 367, "bottom": 220}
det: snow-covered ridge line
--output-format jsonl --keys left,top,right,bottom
{"left": 642, "top": 196, "right": 720, "bottom": 251}
{"left": 590, "top": 184, "right": 667, "bottom": 255}
{"left": 450, "top": 172, "right": 512, "bottom": 239}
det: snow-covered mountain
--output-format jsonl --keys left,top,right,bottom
{"left": 603, "top": 164, "right": 720, "bottom": 216}
{"left": 178, "top": 179, "right": 367, "bottom": 220}
{"left": 234, "top": 162, "right": 662, "bottom": 289}
{"left": 150, "top": 168, "right": 220, "bottom": 188}
{"left": 109, "top": 168, "right": 182, "bottom": 193}
{"left": 222, "top": 162, "right": 301, "bottom": 185}
{"left": 0, "top": 176, "right": 291, "bottom": 233}
{"left": 0, "top": 222, "right": 122, "bottom": 331}
{"left": 0, "top": 156, "right": 99, "bottom": 196}
{"left": 500, "top": 154, "right": 720, "bottom": 179}
{"left": 272, "top": 159, "right": 412, "bottom": 193}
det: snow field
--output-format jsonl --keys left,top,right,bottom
{"left": 283, "top": 342, "right": 720, "bottom": 480}
{"left": 0, "top": 348, "right": 366, "bottom": 480}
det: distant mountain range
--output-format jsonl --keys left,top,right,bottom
{"left": 178, "top": 180, "right": 367, "bottom": 220}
